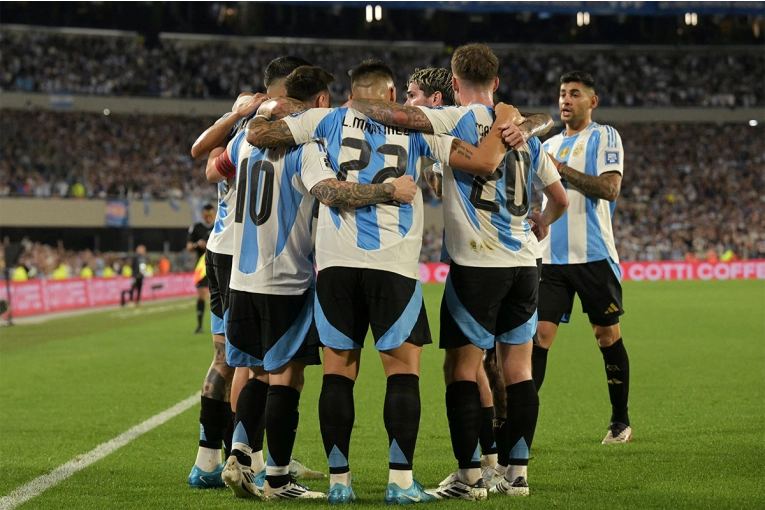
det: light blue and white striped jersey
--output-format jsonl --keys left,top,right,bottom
{"left": 418, "top": 104, "right": 561, "bottom": 268}
{"left": 283, "top": 107, "right": 454, "bottom": 280}
{"left": 207, "top": 113, "right": 249, "bottom": 256}
{"left": 223, "top": 130, "right": 336, "bottom": 295}
{"left": 541, "top": 123, "right": 623, "bottom": 264}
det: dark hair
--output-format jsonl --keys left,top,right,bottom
{"left": 560, "top": 71, "right": 597, "bottom": 94}
{"left": 451, "top": 44, "right": 498, "bottom": 86}
{"left": 406, "top": 67, "right": 455, "bottom": 106}
{"left": 349, "top": 59, "right": 395, "bottom": 87}
{"left": 202, "top": 203, "right": 214, "bottom": 211}
{"left": 285, "top": 66, "right": 335, "bottom": 102}
{"left": 264, "top": 56, "right": 313, "bottom": 88}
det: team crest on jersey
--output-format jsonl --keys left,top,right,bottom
{"left": 558, "top": 147, "right": 570, "bottom": 159}
{"left": 572, "top": 145, "right": 584, "bottom": 157}
{"left": 605, "top": 151, "right": 619, "bottom": 165}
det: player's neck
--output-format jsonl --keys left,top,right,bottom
{"left": 458, "top": 90, "right": 494, "bottom": 108}
{"left": 564, "top": 118, "right": 593, "bottom": 136}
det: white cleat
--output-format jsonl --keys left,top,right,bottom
{"left": 221, "top": 456, "right": 261, "bottom": 499}
{"left": 289, "top": 457, "right": 327, "bottom": 479}
{"left": 489, "top": 475, "right": 529, "bottom": 496}
{"left": 263, "top": 479, "right": 326, "bottom": 500}
{"left": 426, "top": 472, "right": 488, "bottom": 501}
{"left": 602, "top": 422, "right": 633, "bottom": 444}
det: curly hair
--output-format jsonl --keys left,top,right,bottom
{"left": 406, "top": 67, "right": 455, "bottom": 106}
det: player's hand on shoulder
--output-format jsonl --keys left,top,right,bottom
{"left": 497, "top": 122, "right": 526, "bottom": 150}
{"left": 494, "top": 103, "right": 525, "bottom": 126}
{"left": 391, "top": 175, "right": 417, "bottom": 204}
{"left": 258, "top": 97, "right": 308, "bottom": 121}
{"left": 233, "top": 92, "right": 268, "bottom": 119}
{"left": 528, "top": 211, "right": 549, "bottom": 241}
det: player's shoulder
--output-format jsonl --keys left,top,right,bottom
{"left": 591, "top": 123, "right": 621, "bottom": 140}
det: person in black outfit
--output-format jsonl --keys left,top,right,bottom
{"left": 121, "top": 244, "right": 147, "bottom": 306}
{"left": 188, "top": 204, "right": 215, "bottom": 333}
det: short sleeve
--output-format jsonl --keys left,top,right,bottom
{"left": 420, "top": 133, "right": 456, "bottom": 165}
{"left": 299, "top": 141, "right": 337, "bottom": 193}
{"left": 417, "top": 106, "right": 469, "bottom": 135}
{"left": 282, "top": 108, "right": 334, "bottom": 144}
{"left": 532, "top": 150, "right": 561, "bottom": 190}
{"left": 598, "top": 126, "right": 624, "bottom": 176}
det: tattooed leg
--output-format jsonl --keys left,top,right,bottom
{"left": 202, "top": 337, "right": 235, "bottom": 401}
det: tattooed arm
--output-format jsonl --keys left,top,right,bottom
{"left": 518, "top": 112, "right": 554, "bottom": 139}
{"left": 246, "top": 116, "right": 297, "bottom": 148}
{"left": 549, "top": 154, "right": 622, "bottom": 202}
{"left": 347, "top": 99, "right": 435, "bottom": 132}
{"left": 310, "top": 175, "right": 417, "bottom": 208}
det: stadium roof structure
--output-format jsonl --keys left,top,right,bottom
{"left": 300, "top": 1, "right": 765, "bottom": 16}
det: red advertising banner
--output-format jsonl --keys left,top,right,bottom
{"left": 0, "top": 273, "right": 197, "bottom": 317}
{"left": 418, "top": 261, "right": 765, "bottom": 284}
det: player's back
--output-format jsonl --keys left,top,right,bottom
{"left": 284, "top": 107, "right": 452, "bottom": 279}
{"left": 225, "top": 130, "right": 334, "bottom": 295}
{"left": 419, "top": 104, "right": 555, "bottom": 268}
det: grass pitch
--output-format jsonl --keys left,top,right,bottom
{"left": 0, "top": 280, "right": 763, "bottom": 509}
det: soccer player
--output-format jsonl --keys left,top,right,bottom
{"left": 405, "top": 67, "right": 503, "bottom": 480}
{"left": 210, "top": 66, "right": 421, "bottom": 500}
{"left": 506, "top": 71, "right": 632, "bottom": 444}
{"left": 187, "top": 56, "right": 325, "bottom": 490}
{"left": 346, "top": 43, "right": 568, "bottom": 498}
{"left": 246, "top": 60, "right": 520, "bottom": 504}
{"left": 187, "top": 204, "right": 215, "bottom": 334}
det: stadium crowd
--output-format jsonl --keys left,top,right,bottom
{"left": 2, "top": 30, "right": 762, "bottom": 107}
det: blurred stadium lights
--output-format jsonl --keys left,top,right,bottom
{"left": 258, "top": 0, "right": 765, "bottom": 16}
{"left": 750, "top": 120, "right": 759, "bottom": 126}
{"left": 577, "top": 11, "right": 591, "bottom": 26}
{"left": 685, "top": 12, "right": 698, "bottom": 26}
{"left": 375, "top": 5, "right": 382, "bottom": 21}
{"left": 366, "top": 4, "right": 372, "bottom": 22}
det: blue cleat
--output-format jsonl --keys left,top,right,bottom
{"left": 384, "top": 479, "right": 436, "bottom": 505}
{"left": 188, "top": 463, "right": 226, "bottom": 489}
{"left": 254, "top": 468, "right": 266, "bottom": 491}
{"left": 328, "top": 482, "right": 357, "bottom": 504}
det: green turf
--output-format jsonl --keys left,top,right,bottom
{"left": 0, "top": 281, "right": 763, "bottom": 509}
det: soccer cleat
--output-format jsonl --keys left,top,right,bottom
{"left": 602, "top": 422, "right": 633, "bottom": 444}
{"left": 482, "top": 465, "right": 506, "bottom": 489}
{"left": 194, "top": 326, "right": 204, "bottom": 334}
{"left": 289, "top": 457, "right": 327, "bottom": 479}
{"left": 384, "top": 479, "right": 436, "bottom": 505}
{"left": 188, "top": 463, "right": 226, "bottom": 489}
{"left": 328, "top": 481, "right": 357, "bottom": 504}
{"left": 425, "top": 472, "right": 487, "bottom": 501}
{"left": 221, "top": 456, "right": 262, "bottom": 498}
{"left": 489, "top": 476, "right": 529, "bottom": 496}
{"left": 262, "top": 478, "right": 326, "bottom": 500}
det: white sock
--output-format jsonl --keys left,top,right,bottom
{"left": 458, "top": 468, "right": 482, "bottom": 485}
{"left": 481, "top": 454, "right": 498, "bottom": 468}
{"left": 251, "top": 450, "right": 265, "bottom": 473}
{"left": 330, "top": 472, "right": 352, "bottom": 487}
{"left": 195, "top": 447, "right": 221, "bottom": 472}
{"left": 388, "top": 469, "right": 413, "bottom": 489}
{"left": 506, "top": 465, "right": 528, "bottom": 481}
{"left": 495, "top": 464, "right": 507, "bottom": 476}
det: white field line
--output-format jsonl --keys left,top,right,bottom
{"left": 0, "top": 392, "right": 200, "bottom": 510}
{"left": 9, "top": 296, "right": 192, "bottom": 325}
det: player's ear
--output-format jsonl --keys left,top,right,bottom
{"left": 590, "top": 94, "right": 599, "bottom": 109}
{"left": 492, "top": 77, "right": 499, "bottom": 93}
{"left": 451, "top": 76, "right": 459, "bottom": 94}
{"left": 348, "top": 92, "right": 353, "bottom": 100}
{"left": 431, "top": 91, "right": 442, "bottom": 106}
{"left": 389, "top": 86, "right": 396, "bottom": 103}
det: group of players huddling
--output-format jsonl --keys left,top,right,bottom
{"left": 185, "top": 43, "right": 632, "bottom": 503}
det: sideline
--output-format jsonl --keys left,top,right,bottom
{"left": 8, "top": 296, "right": 192, "bottom": 325}
{"left": 0, "top": 393, "right": 200, "bottom": 510}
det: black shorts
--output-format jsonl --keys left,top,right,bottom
{"left": 315, "top": 267, "right": 431, "bottom": 351}
{"left": 226, "top": 288, "right": 321, "bottom": 371}
{"left": 538, "top": 259, "right": 624, "bottom": 327}
{"left": 441, "top": 262, "right": 538, "bottom": 350}
{"left": 206, "top": 250, "right": 232, "bottom": 336}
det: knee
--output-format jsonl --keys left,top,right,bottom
{"left": 593, "top": 325, "right": 619, "bottom": 348}
{"left": 536, "top": 323, "right": 556, "bottom": 349}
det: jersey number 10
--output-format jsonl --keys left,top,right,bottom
{"left": 234, "top": 157, "right": 275, "bottom": 226}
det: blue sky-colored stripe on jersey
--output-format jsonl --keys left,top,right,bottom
{"left": 314, "top": 292, "right": 363, "bottom": 350}
{"left": 275, "top": 145, "right": 305, "bottom": 258}
{"left": 239, "top": 156, "right": 260, "bottom": 273}
{"left": 375, "top": 282, "right": 423, "bottom": 351}
{"left": 449, "top": 110, "right": 482, "bottom": 229}
{"left": 550, "top": 135, "right": 578, "bottom": 264}
{"left": 353, "top": 117, "right": 390, "bottom": 251}
{"left": 444, "top": 274, "right": 495, "bottom": 350}
{"left": 263, "top": 290, "right": 314, "bottom": 371}
{"left": 584, "top": 131, "right": 610, "bottom": 262}
{"left": 213, "top": 182, "right": 228, "bottom": 234}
